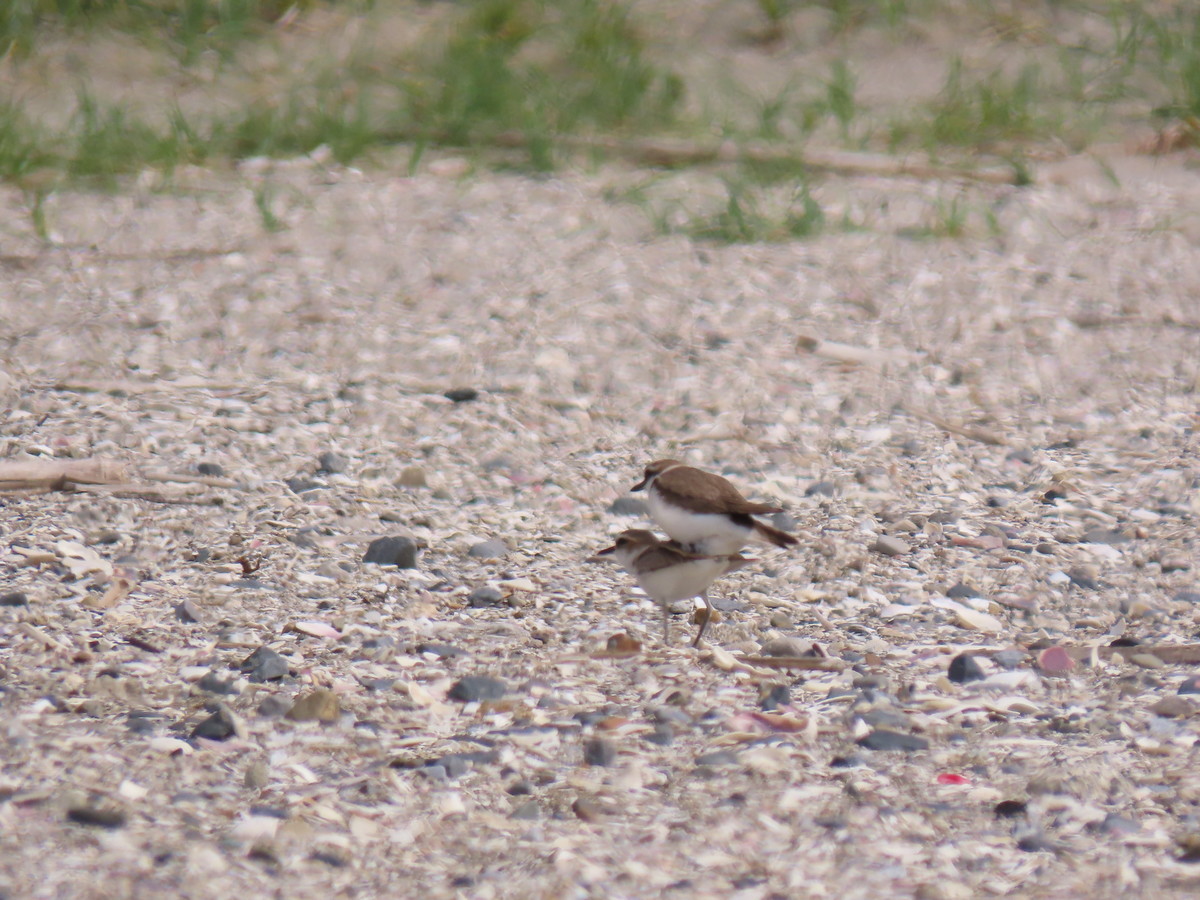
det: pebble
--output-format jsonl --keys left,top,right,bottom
{"left": 0, "top": 591, "right": 28, "bottom": 606}
{"left": 994, "top": 799, "right": 1028, "bottom": 818}
{"left": 948, "top": 653, "right": 985, "bottom": 684}
{"left": 1037, "top": 645, "right": 1076, "bottom": 675}
{"left": 1160, "top": 556, "right": 1190, "bottom": 573}
{"left": 363, "top": 536, "right": 419, "bottom": 568}
{"left": 645, "top": 723, "right": 674, "bottom": 746}
{"left": 946, "top": 583, "right": 980, "bottom": 600}
{"left": 67, "top": 806, "right": 128, "bottom": 829}
{"left": 444, "top": 387, "right": 479, "bottom": 403}
{"left": 191, "top": 706, "right": 237, "bottom": 741}
{"left": 174, "top": 599, "right": 202, "bottom": 623}
{"left": 1151, "top": 696, "right": 1195, "bottom": 718}
{"left": 1068, "top": 568, "right": 1100, "bottom": 590}
{"left": 1131, "top": 653, "right": 1165, "bottom": 669}
{"left": 284, "top": 476, "right": 323, "bottom": 494}
{"left": 286, "top": 690, "right": 340, "bottom": 723}
{"left": 695, "top": 750, "right": 740, "bottom": 767}
{"left": 992, "top": 649, "right": 1027, "bottom": 669}
{"left": 448, "top": 676, "right": 507, "bottom": 702}
{"left": 197, "top": 671, "right": 239, "bottom": 695}
{"left": 315, "top": 451, "right": 348, "bottom": 474}
{"left": 240, "top": 646, "right": 290, "bottom": 682}
{"left": 244, "top": 760, "right": 270, "bottom": 790}
{"left": 856, "top": 729, "right": 930, "bottom": 752}
{"left": 196, "top": 462, "right": 225, "bottom": 477}
{"left": 870, "top": 536, "right": 910, "bottom": 557}
{"left": 511, "top": 801, "right": 540, "bottom": 821}
{"left": 760, "top": 637, "right": 812, "bottom": 657}
{"left": 805, "top": 480, "right": 837, "bottom": 497}
{"left": 468, "top": 539, "right": 509, "bottom": 560}
{"left": 417, "top": 642, "right": 469, "bottom": 658}
{"left": 583, "top": 737, "right": 617, "bottom": 767}
{"left": 397, "top": 466, "right": 428, "bottom": 488}
{"left": 1178, "top": 675, "right": 1200, "bottom": 695}
{"left": 1081, "top": 528, "right": 1130, "bottom": 545}
{"left": 257, "top": 696, "right": 291, "bottom": 718}
{"left": 771, "top": 511, "right": 798, "bottom": 532}
{"left": 609, "top": 496, "right": 648, "bottom": 516}
{"left": 571, "top": 798, "right": 604, "bottom": 822}
{"left": 1174, "top": 591, "right": 1200, "bottom": 604}
{"left": 468, "top": 586, "right": 504, "bottom": 608}
{"left": 759, "top": 684, "right": 790, "bottom": 710}
{"left": 954, "top": 607, "right": 1003, "bottom": 633}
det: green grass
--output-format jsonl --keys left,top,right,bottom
{"left": 0, "top": 0, "right": 328, "bottom": 60}
{"left": 2, "top": 0, "right": 1200, "bottom": 233}
{"left": 402, "top": 0, "right": 683, "bottom": 167}
{"left": 890, "top": 58, "right": 1052, "bottom": 153}
{"left": 627, "top": 176, "right": 826, "bottom": 244}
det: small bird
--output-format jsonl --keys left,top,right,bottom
{"left": 631, "top": 459, "right": 799, "bottom": 556}
{"left": 593, "top": 529, "right": 753, "bottom": 646}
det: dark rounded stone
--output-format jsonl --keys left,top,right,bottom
{"left": 363, "top": 536, "right": 419, "bottom": 568}
{"left": 805, "top": 480, "right": 837, "bottom": 498}
{"left": 948, "top": 653, "right": 985, "bottom": 684}
{"left": 468, "top": 586, "right": 504, "bottom": 608}
{"left": 946, "top": 582, "right": 980, "bottom": 600}
{"left": 444, "top": 388, "right": 479, "bottom": 403}
{"left": 994, "top": 799, "right": 1028, "bottom": 819}
{"left": 240, "top": 645, "right": 290, "bottom": 682}
{"left": 583, "top": 737, "right": 617, "bottom": 767}
{"left": 67, "top": 807, "right": 127, "bottom": 829}
{"left": 0, "top": 591, "right": 28, "bottom": 607}
{"left": 448, "top": 676, "right": 506, "bottom": 703}
{"left": 191, "top": 706, "right": 236, "bottom": 741}
{"left": 196, "top": 462, "right": 225, "bottom": 477}
{"left": 284, "top": 476, "right": 323, "bottom": 494}
{"left": 856, "top": 729, "right": 929, "bottom": 752}
{"left": 174, "top": 599, "right": 202, "bottom": 623}
{"left": 316, "top": 451, "right": 348, "bottom": 474}
{"left": 759, "top": 684, "right": 791, "bottom": 711}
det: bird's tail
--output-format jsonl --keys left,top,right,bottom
{"left": 754, "top": 520, "right": 799, "bottom": 549}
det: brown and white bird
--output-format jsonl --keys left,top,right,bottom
{"left": 631, "top": 459, "right": 798, "bottom": 556}
{"left": 593, "top": 529, "right": 753, "bottom": 646}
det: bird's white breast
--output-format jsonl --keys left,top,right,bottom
{"left": 646, "top": 486, "right": 752, "bottom": 555}
{"left": 635, "top": 556, "right": 729, "bottom": 604}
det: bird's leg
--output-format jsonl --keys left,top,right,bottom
{"left": 692, "top": 590, "right": 713, "bottom": 648}
{"left": 661, "top": 601, "right": 670, "bottom": 645}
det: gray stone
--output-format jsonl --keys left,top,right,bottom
{"left": 805, "top": 480, "right": 837, "bottom": 497}
{"left": 468, "top": 586, "right": 504, "bottom": 607}
{"left": 448, "top": 676, "right": 507, "bottom": 702}
{"left": 468, "top": 539, "right": 508, "bottom": 560}
{"left": 240, "top": 645, "right": 290, "bottom": 682}
{"left": 856, "top": 729, "right": 929, "bottom": 752}
{"left": 583, "top": 737, "right": 617, "bottom": 767}
{"left": 608, "top": 496, "right": 648, "bottom": 517}
{"left": 948, "top": 653, "right": 985, "bottom": 684}
{"left": 871, "top": 536, "right": 910, "bottom": 557}
{"left": 191, "top": 706, "right": 237, "bottom": 741}
{"left": 363, "top": 536, "right": 419, "bottom": 568}
{"left": 316, "top": 451, "right": 348, "bottom": 474}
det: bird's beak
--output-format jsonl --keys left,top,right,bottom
{"left": 588, "top": 544, "right": 617, "bottom": 563}
{"left": 630, "top": 476, "right": 647, "bottom": 492}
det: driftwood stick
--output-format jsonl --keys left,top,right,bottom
{"left": 0, "top": 458, "right": 129, "bottom": 491}
{"left": 796, "top": 333, "right": 914, "bottom": 367}
{"left": 900, "top": 404, "right": 1008, "bottom": 447}
{"left": 486, "top": 132, "right": 1027, "bottom": 185}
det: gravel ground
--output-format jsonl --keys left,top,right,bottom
{"left": 1, "top": 144, "right": 1200, "bottom": 899}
